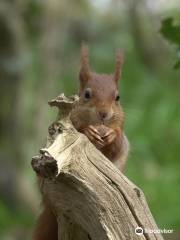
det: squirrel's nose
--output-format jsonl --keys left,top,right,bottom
{"left": 99, "top": 111, "right": 108, "bottom": 120}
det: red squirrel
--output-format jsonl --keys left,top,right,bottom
{"left": 70, "top": 45, "right": 129, "bottom": 170}
{"left": 33, "top": 45, "right": 129, "bottom": 240}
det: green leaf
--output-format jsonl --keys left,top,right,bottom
{"left": 160, "top": 17, "right": 180, "bottom": 45}
{"left": 160, "top": 18, "right": 180, "bottom": 69}
{"left": 174, "top": 59, "right": 180, "bottom": 69}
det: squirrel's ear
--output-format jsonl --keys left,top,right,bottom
{"left": 114, "top": 49, "right": 124, "bottom": 82}
{"left": 79, "top": 44, "right": 90, "bottom": 88}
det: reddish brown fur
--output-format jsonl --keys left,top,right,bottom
{"left": 114, "top": 49, "right": 124, "bottom": 82}
{"left": 33, "top": 45, "right": 128, "bottom": 240}
{"left": 79, "top": 44, "right": 91, "bottom": 92}
{"left": 33, "top": 199, "right": 58, "bottom": 240}
{"left": 71, "top": 44, "right": 125, "bottom": 164}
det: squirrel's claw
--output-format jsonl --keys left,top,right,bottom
{"left": 102, "top": 129, "right": 116, "bottom": 145}
{"left": 84, "top": 128, "right": 103, "bottom": 143}
{"left": 83, "top": 126, "right": 104, "bottom": 149}
{"left": 88, "top": 125, "right": 100, "bottom": 135}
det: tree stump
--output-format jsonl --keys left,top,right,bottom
{"left": 31, "top": 94, "right": 164, "bottom": 240}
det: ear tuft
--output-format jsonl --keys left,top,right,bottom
{"left": 79, "top": 43, "right": 90, "bottom": 89}
{"left": 114, "top": 49, "right": 124, "bottom": 82}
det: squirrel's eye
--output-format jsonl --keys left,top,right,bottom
{"left": 84, "top": 89, "right": 92, "bottom": 100}
{"left": 116, "top": 95, "right": 120, "bottom": 101}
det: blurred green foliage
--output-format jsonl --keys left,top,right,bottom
{"left": 160, "top": 17, "right": 180, "bottom": 68}
{"left": 0, "top": 0, "right": 180, "bottom": 239}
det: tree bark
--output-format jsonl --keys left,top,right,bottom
{"left": 31, "top": 94, "right": 164, "bottom": 240}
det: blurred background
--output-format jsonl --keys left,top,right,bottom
{"left": 0, "top": 0, "right": 180, "bottom": 239}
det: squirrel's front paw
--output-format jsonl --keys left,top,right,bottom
{"left": 102, "top": 128, "right": 116, "bottom": 146}
{"left": 83, "top": 125, "right": 104, "bottom": 149}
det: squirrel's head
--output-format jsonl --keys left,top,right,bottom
{"left": 78, "top": 44, "right": 124, "bottom": 124}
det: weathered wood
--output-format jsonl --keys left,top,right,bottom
{"left": 31, "top": 94, "right": 164, "bottom": 240}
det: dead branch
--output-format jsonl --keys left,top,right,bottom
{"left": 31, "top": 94, "right": 164, "bottom": 240}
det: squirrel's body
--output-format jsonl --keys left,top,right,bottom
{"left": 70, "top": 80, "right": 129, "bottom": 171}
{"left": 70, "top": 46, "right": 129, "bottom": 171}
{"left": 33, "top": 45, "right": 129, "bottom": 240}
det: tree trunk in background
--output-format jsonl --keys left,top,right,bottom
{"left": 127, "top": 0, "right": 166, "bottom": 72}
{"left": 0, "top": 0, "right": 38, "bottom": 213}
{"left": 35, "top": 0, "right": 66, "bottom": 142}
{"left": 0, "top": 0, "right": 25, "bottom": 205}
{"left": 0, "top": 0, "right": 25, "bottom": 161}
